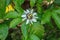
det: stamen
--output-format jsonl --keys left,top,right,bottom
{"left": 27, "top": 13, "right": 33, "bottom": 19}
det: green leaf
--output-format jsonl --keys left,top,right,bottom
{"left": 31, "top": 22, "right": 44, "bottom": 38}
{"left": 21, "top": 22, "right": 29, "bottom": 39}
{"left": 52, "top": 12, "right": 60, "bottom": 29}
{"left": 30, "top": 0, "right": 36, "bottom": 8}
{"left": 5, "top": 11, "right": 20, "bottom": 19}
{"left": 30, "top": 34, "right": 40, "bottom": 40}
{"left": 6, "top": 0, "right": 11, "bottom": 6}
{"left": 13, "top": 0, "right": 24, "bottom": 6}
{"left": 54, "top": 0, "right": 60, "bottom": 6}
{"left": 10, "top": 18, "right": 22, "bottom": 28}
{"left": 41, "top": 10, "right": 51, "bottom": 24}
{"left": 58, "top": 38, "right": 60, "bottom": 40}
{"left": 19, "top": 7, "right": 24, "bottom": 14}
{"left": 54, "top": 8, "right": 60, "bottom": 14}
{"left": 36, "top": 3, "right": 42, "bottom": 14}
{"left": 0, "top": 24, "right": 8, "bottom": 40}
{"left": 14, "top": 5, "right": 24, "bottom": 15}
{"left": 0, "top": 0, "right": 6, "bottom": 18}
{"left": 37, "top": 0, "right": 43, "bottom": 4}
{"left": 13, "top": 0, "right": 24, "bottom": 13}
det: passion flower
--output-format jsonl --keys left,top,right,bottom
{"left": 21, "top": 9, "right": 38, "bottom": 24}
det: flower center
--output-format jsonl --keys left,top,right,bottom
{"left": 27, "top": 13, "right": 33, "bottom": 19}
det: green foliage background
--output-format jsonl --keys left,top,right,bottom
{"left": 0, "top": 0, "right": 60, "bottom": 40}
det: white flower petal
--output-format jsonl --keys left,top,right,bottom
{"left": 26, "top": 19, "right": 29, "bottom": 24}
{"left": 30, "top": 20, "right": 33, "bottom": 24}
{"left": 22, "top": 18, "right": 26, "bottom": 21}
{"left": 31, "top": 9, "right": 33, "bottom": 13}
{"left": 33, "top": 17, "right": 38, "bottom": 19}
{"left": 26, "top": 9, "right": 29, "bottom": 13}
{"left": 33, "top": 12, "right": 37, "bottom": 16}
{"left": 21, "top": 15, "right": 26, "bottom": 17}
{"left": 24, "top": 11, "right": 27, "bottom": 14}
{"left": 32, "top": 19, "right": 37, "bottom": 22}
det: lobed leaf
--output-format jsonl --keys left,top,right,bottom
{"left": 31, "top": 22, "right": 44, "bottom": 38}
{"left": 0, "top": 24, "right": 8, "bottom": 40}
{"left": 21, "top": 22, "right": 29, "bottom": 40}
{"left": 30, "top": 34, "right": 40, "bottom": 40}
{"left": 52, "top": 11, "right": 60, "bottom": 29}
{"left": 41, "top": 10, "right": 51, "bottom": 24}
{"left": 10, "top": 18, "right": 22, "bottom": 28}
{"left": 5, "top": 11, "right": 20, "bottom": 19}
{"left": 30, "top": 0, "right": 36, "bottom": 8}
